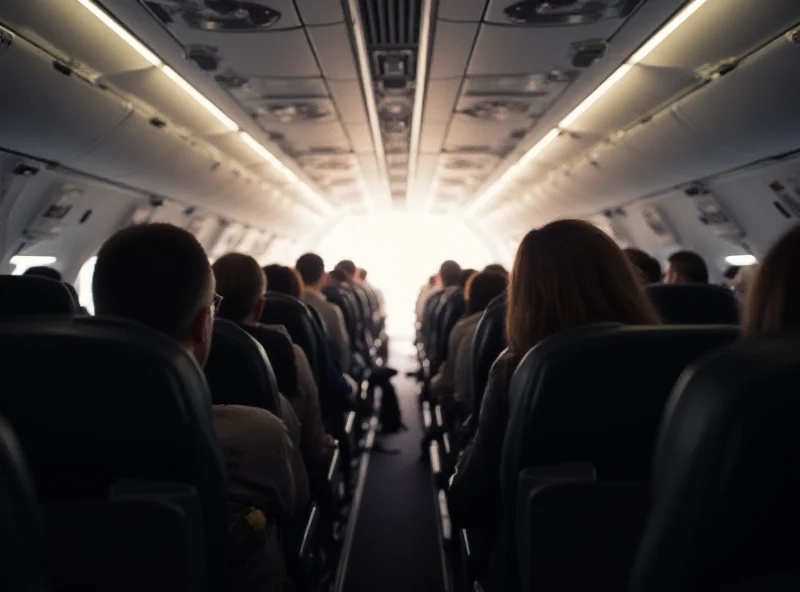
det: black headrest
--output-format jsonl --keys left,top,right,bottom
{"left": 261, "top": 292, "right": 321, "bottom": 384}
{"left": 205, "top": 319, "right": 280, "bottom": 415}
{"left": 0, "top": 275, "right": 77, "bottom": 316}
{"left": 0, "top": 417, "right": 47, "bottom": 592}
{"left": 646, "top": 284, "right": 740, "bottom": 324}
{"left": 323, "top": 285, "right": 358, "bottom": 344}
{"left": 437, "top": 288, "right": 466, "bottom": 362}
{"left": 0, "top": 316, "right": 226, "bottom": 585}
{"left": 630, "top": 334, "right": 800, "bottom": 592}
{"left": 471, "top": 295, "right": 506, "bottom": 414}
{"left": 240, "top": 323, "right": 298, "bottom": 399}
{"left": 349, "top": 284, "right": 373, "bottom": 322}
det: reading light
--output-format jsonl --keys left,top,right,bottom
{"left": 725, "top": 254, "right": 757, "bottom": 266}
{"left": 629, "top": 0, "right": 710, "bottom": 64}
{"left": 559, "top": 64, "right": 632, "bottom": 128}
{"left": 10, "top": 255, "right": 57, "bottom": 275}
{"left": 76, "top": 0, "right": 162, "bottom": 67}
{"left": 161, "top": 66, "right": 239, "bottom": 131}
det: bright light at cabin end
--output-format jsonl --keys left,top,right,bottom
{"left": 725, "top": 254, "right": 757, "bottom": 266}
{"left": 10, "top": 255, "right": 57, "bottom": 275}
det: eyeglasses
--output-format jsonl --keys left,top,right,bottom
{"left": 211, "top": 293, "right": 223, "bottom": 316}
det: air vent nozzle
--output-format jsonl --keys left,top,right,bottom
{"left": 504, "top": 0, "right": 643, "bottom": 26}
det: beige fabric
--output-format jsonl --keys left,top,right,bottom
{"left": 432, "top": 312, "right": 482, "bottom": 407}
{"left": 290, "top": 344, "right": 326, "bottom": 462}
{"left": 303, "top": 289, "right": 351, "bottom": 372}
{"left": 278, "top": 395, "right": 310, "bottom": 513}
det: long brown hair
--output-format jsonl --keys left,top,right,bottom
{"left": 506, "top": 219, "right": 661, "bottom": 358}
{"left": 742, "top": 225, "right": 800, "bottom": 338}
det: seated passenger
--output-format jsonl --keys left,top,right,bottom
{"left": 212, "top": 254, "right": 329, "bottom": 472}
{"left": 357, "top": 268, "right": 385, "bottom": 320}
{"left": 415, "top": 274, "right": 440, "bottom": 325}
{"left": 458, "top": 268, "right": 477, "bottom": 288}
{"left": 664, "top": 250, "right": 709, "bottom": 284}
{"left": 432, "top": 270, "right": 508, "bottom": 421}
{"left": 743, "top": 225, "right": 800, "bottom": 337}
{"left": 334, "top": 260, "right": 357, "bottom": 282}
{"left": 92, "top": 223, "right": 300, "bottom": 592}
{"left": 721, "top": 264, "right": 740, "bottom": 289}
{"left": 447, "top": 220, "right": 660, "bottom": 590}
{"left": 263, "top": 265, "right": 304, "bottom": 298}
{"left": 326, "top": 268, "right": 350, "bottom": 287}
{"left": 296, "top": 253, "right": 351, "bottom": 374}
{"left": 22, "top": 266, "right": 62, "bottom": 281}
{"left": 482, "top": 263, "right": 509, "bottom": 278}
{"left": 624, "top": 247, "right": 662, "bottom": 284}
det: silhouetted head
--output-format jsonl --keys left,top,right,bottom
{"left": 23, "top": 266, "right": 62, "bottom": 281}
{"left": 466, "top": 271, "right": 508, "bottom": 316}
{"left": 459, "top": 268, "right": 477, "bottom": 288}
{"left": 507, "top": 219, "right": 660, "bottom": 358}
{"left": 483, "top": 264, "right": 509, "bottom": 278}
{"left": 357, "top": 268, "right": 367, "bottom": 281}
{"left": 264, "top": 264, "right": 303, "bottom": 299}
{"left": 295, "top": 253, "right": 326, "bottom": 289}
{"left": 328, "top": 268, "right": 350, "bottom": 285}
{"left": 93, "top": 223, "right": 215, "bottom": 366}
{"left": 665, "top": 250, "right": 709, "bottom": 284}
{"left": 212, "top": 253, "right": 265, "bottom": 324}
{"left": 439, "top": 260, "right": 462, "bottom": 288}
{"left": 624, "top": 248, "right": 662, "bottom": 285}
{"left": 335, "top": 260, "right": 357, "bottom": 281}
{"left": 743, "top": 225, "right": 800, "bottom": 338}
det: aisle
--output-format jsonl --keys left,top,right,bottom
{"left": 340, "top": 346, "right": 445, "bottom": 592}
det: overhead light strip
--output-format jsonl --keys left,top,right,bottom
{"left": 75, "top": 0, "right": 334, "bottom": 216}
{"left": 468, "top": 0, "right": 711, "bottom": 216}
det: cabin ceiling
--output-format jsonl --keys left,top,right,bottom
{"left": 0, "top": 0, "right": 799, "bottom": 238}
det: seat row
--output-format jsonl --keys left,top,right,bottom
{"left": 0, "top": 273, "right": 384, "bottom": 592}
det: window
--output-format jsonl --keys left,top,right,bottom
{"left": 9, "top": 255, "right": 57, "bottom": 275}
{"left": 75, "top": 256, "right": 98, "bottom": 315}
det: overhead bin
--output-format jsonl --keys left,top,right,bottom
{"left": 0, "top": 34, "right": 130, "bottom": 164}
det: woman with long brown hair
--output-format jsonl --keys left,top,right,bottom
{"left": 447, "top": 219, "right": 660, "bottom": 589}
{"left": 742, "top": 224, "right": 800, "bottom": 338}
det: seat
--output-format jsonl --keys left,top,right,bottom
{"left": 205, "top": 319, "right": 281, "bottom": 415}
{"left": 629, "top": 334, "right": 800, "bottom": 592}
{"left": 500, "top": 324, "right": 738, "bottom": 592}
{"left": 0, "top": 416, "right": 48, "bottom": 592}
{"left": 436, "top": 288, "right": 466, "bottom": 364}
{"left": 261, "top": 292, "right": 322, "bottom": 385}
{"left": 0, "top": 275, "right": 76, "bottom": 316}
{"left": 322, "top": 285, "right": 359, "bottom": 352}
{"left": 0, "top": 316, "right": 227, "bottom": 592}
{"left": 470, "top": 295, "right": 506, "bottom": 415}
{"left": 646, "top": 284, "right": 740, "bottom": 324}
{"left": 240, "top": 323, "right": 299, "bottom": 399}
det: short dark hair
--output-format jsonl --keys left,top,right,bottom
{"left": 295, "top": 253, "right": 325, "bottom": 286}
{"left": 723, "top": 265, "right": 740, "bottom": 280}
{"left": 483, "top": 264, "right": 508, "bottom": 277}
{"left": 459, "top": 268, "right": 477, "bottom": 287}
{"left": 264, "top": 265, "right": 303, "bottom": 298}
{"left": 212, "top": 253, "right": 265, "bottom": 322}
{"left": 358, "top": 268, "right": 367, "bottom": 280}
{"left": 439, "top": 260, "right": 461, "bottom": 287}
{"left": 466, "top": 271, "right": 508, "bottom": 315}
{"left": 329, "top": 269, "right": 349, "bottom": 284}
{"left": 668, "top": 250, "right": 709, "bottom": 284}
{"left": 335, "top": 260, "right": 356, "bottom": 279}
{"left": 23, "top": 266, "right": 62, "bottom": 281}
{"left": 624, "top": 248, "right": 662, "bottom": 284}
{"left": 93, "top": 223, "right": 212, "bottom": 340}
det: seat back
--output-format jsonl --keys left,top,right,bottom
{"left": 516, "top": 471, "right": 648, "bottom": 592}
{"left": 261, "top": 292, "right": 322, "bottom": 384}
{"left": 349, "top": 284, "right": 374, "bottom": 347}
{"left": 205, "top": 319, "right": 280, "bottom": 415}
{"left": 471, "top": 295, "right": 506, "bottom": 414}
{"left": 0, "top": 316, "right": 227, "bottom": 590}
{"left": 437, "top": 288, "right": 466, "bottom": 363}
{"left": 323, "top": 285, "right": 360, "bottom": 351}
{"left": 0, "top": 275, "right": 77, "bottom": 316}
{"left": 421, "top": 288, "right": 444, "bottom": 354}
{"left": 240, "top": 323, "right": 299, "bottom": 398}
{"left": 629, "top": 334, "right": 800, "bottom": 592}
{"left": 0, "top": 417, "right": 47, "bottom": 592}
{"left": 646, "top": 284, "right": 740, "bottom": 324}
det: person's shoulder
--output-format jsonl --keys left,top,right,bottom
{"left": 213, "top": 404, "right": 285, "bottom": 432}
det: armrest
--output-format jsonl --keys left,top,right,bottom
{"left": 298, "top": 503, "right": 320, "bottom": 561}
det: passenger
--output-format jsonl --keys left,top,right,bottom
{"left": 296, "top": 253, "right": 351, "bottom": 374}
{"left": 22, "top": 265, "right": 62, "bottom": 281}
{"left": 334, "top": 260, "right": 357, "bottom": 282}
{"left": 663, "top": 250, "right": 709, "bottom": 284}
{"left": 327, "top": 268, "right": 350, "bottom": 287}
{"left": 721, "top": 265, "right": 740, "bottom": 289}
{"left": 213, "top": 254, "right": 328, "bottom": 471}
{"left": 357, "top": 268, "right": 386, "bottom": 320}
{"left": 483, "top": 263, "right": 509, "bottom": 278}
{"left": 432, "top": 271, "right": 508, "bottom": 422}
{"left": 742, "top": 225, "right": 800, "bottom": 337}
{"left": 439, "top": 260, "right": 462, "bottom": 290}
{"left": 447, "top": 219, "right": 660, "bottom": 591}
{"left": 415, "top": 274, "right": 439, "bottom": 325}
{"left": 458, "top": 268, "right": 477, "bottom": 288}
{"left": 263, "top": 264, "right": 303, "bottom": 299}
{"left": 624, "top": 247, "right": 662, "bottom": 284}
{"left": 92, "top": 223, "right": 299, "bottom": 592}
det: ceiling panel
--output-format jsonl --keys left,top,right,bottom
{"left": 140, "top": 0, "right": 302, "bottom": 32}
{"left": 294, "top": 0, "right": 346, "bottom": 25}
{"left": 425, "top": 78, "right": 465, "bottom": 122}
{"left": 327, "top": 81, "right": 369, "bottom": 124}
{"left": 438, "top": 0, "right": 486, "bottom": 22}
{"left": 229, "top": 77, "right": 328, "bottom": 101}
{"left": 444, "top": 114, "right": 519, "bottom": 153}
{"left": 307, "top": 23, "right": 360, "bottom": 81}
{"left": 253, "top": 120, "right": 352, "bottom": 154}
{"left": 428, "top": 21, "right": 480, "bottom": 78}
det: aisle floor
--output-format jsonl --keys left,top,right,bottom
{"left": 342, "top": 346, "right": 445, "bottom": 592}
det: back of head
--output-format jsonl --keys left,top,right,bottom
{"left": 666, "top": 250, "right": 709, "bottom": 284}
{"left": 625, "top": 248, "right": 662, "bottom": 284}
{"left": 507, "top": 219, "right": 660, "bottom": 357}
{"left": 466, "top": 271, "right": 508, "bottom": 316}
{"left": 295, "top": 253, "right": 325, "bottom": 287}
{"left": 328, "top": 268, "right": 349, "bottom": 285}
{"left": 439, "top": 260, "right": 462, "bottom": 287}
{"left": 93, "top": 223, "right": 212, "bottom": 341}
{"left": 459, "top": 268, "right": 477, "bottom": 288}
{"left": 743, "top": 225, "right": 800, "bottom": 338}
{"left": 22, "top": 266, "right": 62, "bottom": 281}
{"left": 264, "top": 264, "right": 303, "bottom": 299}
{"left": 335, "top": 260, "right": 356, "bottom": 280}
{"left": 483, "top": 263, "right": 509, "bottom": 278}
{"left": 357, "top": 268, "right": 367, "bottom": 281}
{"left": 212, "top": 253, "right": 265, "bottom": 323}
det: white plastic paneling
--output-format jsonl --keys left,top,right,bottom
{"left": 328, "top": 81, "right": 369, "bottom": 124}
{"left": 438, "top": 0, "right": 486, "bottom": 22}
{"left": 236, "top": 228, "right": 264, "bottom": 254}
{"left": 308, "top": 24, "right": 359, "bottom": 81}
{"left": 424, "top": 79, "right": 463, "bottom": 122}
{"left": 208, "top": 222, "right": 247, "bottom": 260}
{"left": 148, "top": 200, "right": 192, "bottom": 228}
{"left": 294, "top": 0, "right": 346, "bottom": 25}
{"left": 0, "top": 36, "right": 130, "bottom": 162}
{"left": 675, "top": 33, "right": 800, "bottom": 170}
{"left": 429, "top": 22, "right": 480, "bottom": 78}
{"left": 188, "top": 215, "right": 224, "bottom": 250}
